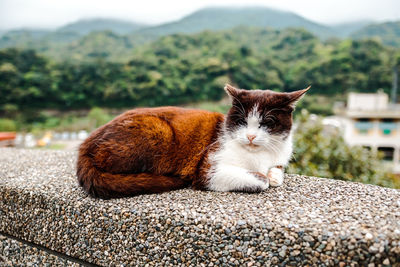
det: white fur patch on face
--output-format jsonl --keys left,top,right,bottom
{"left": 248, "top": 104, "right": 260, "bottom": 122}
{"left": 247, "top": 107, "right": 260, "bottom": 134}
{"left": 233, "top": 104, "right": 269, "bottom": 151}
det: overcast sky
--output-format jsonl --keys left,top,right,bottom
{"left": 1, "top": 0, "right": 399, "bottom": 30}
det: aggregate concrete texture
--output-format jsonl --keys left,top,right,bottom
{"left": 0, "top": 148, "right": 399, "bottom": 266}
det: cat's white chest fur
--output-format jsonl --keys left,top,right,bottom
{"left": 207, "top": 133, "right": 293, "bottom": 192}
{"left": 215, "top": 133, "right": 293, "bottom": 172}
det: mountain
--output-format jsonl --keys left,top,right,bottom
{"left": 136, "top": 7, "right": 336, "bottom": 38}
{"left": 43, "top": 31, "right": 82, "bottom": 43}
{"left": 0, "top": 29, "right": 51, "bottom": 48}
{"left": 53, "top": 31, "right": 138, "bottom": 62}
{"left": 4, "top": 7, "right": 399, "bottom": 62}
{"left": 0, "top": 19, "right": 148, "bottom": 50}
{"left": 330, "top": 20, "right": 374, "bottom": 37}
{"left": 352, "top": 21, "right": 400, "bottom": 47}
{"left": 58, "top": 18, "right": 147, "bottom": 35}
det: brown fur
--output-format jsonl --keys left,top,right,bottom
{"left": 77, "top": 107, "right": 224, "bottom": 199}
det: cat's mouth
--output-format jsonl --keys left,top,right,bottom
{"left": 244, "top": 143, "right": 262, "bottom": 151}
{"left": 247, "top": 143, "right": 259, "bottom": 148}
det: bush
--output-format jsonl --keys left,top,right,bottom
{"left": 88, "top": 107, "right": 111, "bottom": 128}
{"left": 0, "top": 119, "right": 17, "bottom": 131}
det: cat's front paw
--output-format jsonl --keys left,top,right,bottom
{"left": 231, "top": 172, "right": 269, "bottom": 193}
{"left": 246, "top": 172, "right": 269, "bottom": 192}
{"left": 249, "top": 171, "right": 268, "bottom": 183}
{"left": 208, "top": 165, "right": 270, "bottom": 193}
{"left": 267, "top": 167, "right": 284, "bottom": 187}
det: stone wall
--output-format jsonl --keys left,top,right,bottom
{"left": 0, "top": 148, "right": 399, "bottom": 266}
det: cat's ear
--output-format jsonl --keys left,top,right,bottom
{"left": 224, "top": 84, "right": 242, "bottom": 99}
{"left": 286, "top": 86, "right": 310, "bottom": 108}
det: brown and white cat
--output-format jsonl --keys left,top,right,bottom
{"left": 77, "top": 84, "right": 308, "bottom": 199}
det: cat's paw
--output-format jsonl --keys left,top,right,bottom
{"left": 208, "top": 165, "right": 269, "bottom": 193}
{"left": 231, "top": 172, "right": 269, "bottom": 193}
{"left": 245, "top": 172, "right": 269, "bottom": 192}
{"left": 249, "top": 171, "right": 268, "bottom": 183}
{"left": 267, "top": 167, "right": 284, "bottom": 187}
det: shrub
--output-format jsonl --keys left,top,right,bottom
{"left": 0, "top": 119, "right": 17, "bottom": 131}
{"left": 88, "top": 107, "right": 111, "bottom": 128}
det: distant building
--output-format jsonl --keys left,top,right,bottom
{"left": 333, "top": 91, "right": 400, "bottom": 173}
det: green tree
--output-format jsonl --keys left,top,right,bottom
{"left": 88, "top": 107, "right": 111, "bottom": 128}
{"left": 0, "top": 49, "right": 53, "bottom": 111}
{"left": 0, "top": 119, "right": 17, "bottom": 131}
{"left": 0, "top": 27, "right": 397, "bottom": 115}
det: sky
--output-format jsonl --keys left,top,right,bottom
{"left": 0, "top": 0, "right": 400, "bottom": 30}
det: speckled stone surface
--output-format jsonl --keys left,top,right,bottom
{"left": 0, "top": 234, "right": 82, "bottom": 266}
{"left": 0, "top": 148, "right": 399, "bottom": 266}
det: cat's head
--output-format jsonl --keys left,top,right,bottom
{"left": 224, "top": 84, "right": 309, "bottom": 152}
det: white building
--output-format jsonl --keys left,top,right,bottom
{"left": 333, "top": 92, "right": 400, "bottom": 173}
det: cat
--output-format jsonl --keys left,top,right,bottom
{"left": 77, "top": 84, "right": 309, "bottom": 199}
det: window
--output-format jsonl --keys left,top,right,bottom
{"left": 354, "top": 118, "right": 373, "bottom": 134}
{"left": 379, "top": 119, "right": 397, "bottom": 135}
{"left": 378, "top": 147, "right": 394, "bottom": 161}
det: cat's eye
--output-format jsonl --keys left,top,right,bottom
{"left": 239, "top": 119, "right": 247, "bottom": 126}
{"left": 259, "top": 119, "right": 275, "bottom": 128}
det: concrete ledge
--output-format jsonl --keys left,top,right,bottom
{"left": 0, "top": 233, "right": 83, "bottom": 266}
{"left": 0, "top": 148, "right": 399, "bottom": 266}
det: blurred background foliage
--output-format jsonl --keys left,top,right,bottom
{"left": 1, "top": 9, "right": 400, "bottom": 188}
{"left": 0, "top": 27, "right": 397, "bottom": 116}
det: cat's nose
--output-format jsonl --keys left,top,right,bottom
{"left": 247, "top": 134, "right": 256, "bottom": 142}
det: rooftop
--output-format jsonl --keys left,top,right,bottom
{"left": 335, "top": 92, "right": 400, "bottom": 118}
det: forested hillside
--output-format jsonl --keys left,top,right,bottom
{"left": 330, "top": 20, "right": 373, "bottom": 37}
{"left": 0, "top": 7, "right": 336, "bottom": 52}
{"left": 58, "top": 18, "right": 146, "bottom": 35}
{"left": 1, "top": 7, "right": 400, "bottom": 63}
{"left": 1, "top": 27, "right": 398, "bottom": 115}
{"left": 136, "top": 7, "right": 335, "bottom": 38}
{"left": 353, "top": 21, "right": 400, "bottom": 47}
{"left": 0, "top": 20, "right": 152, "bottom": 62}
{"left": 0, "top": 29, "right": 53, "bottom": 49}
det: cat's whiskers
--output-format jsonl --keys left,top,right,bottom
{"left": 229, "top": 94, "right": 246, "bottom": 116}
{"left": 263, "top": 137, "right": 284, "bottom": 155}
{"left": 264, "top": 107, "right": 286, "bottom": 116}
{"left": 231, "top": 104, "right": 246, "bottom": 117}
{"left": 196, "top": 139, "right": 219, "bottom": 156}
{"left": 264, "top": 141, "right": 279, "bottom": 155}
{"left": 263, "top": 115, "right": 278, "bottom": 122}
{"left": 269, "top": 137, "right": 285, "bottom": 148}
{"left": 222, "top": 138, "right": 240, "bottom": 147}
{"left": 264, "top": 114, "right": 277, "bottom": 119}
{"left": 197, "top": 133, "right": 238, "bottom": 156}
{"left": 228, "top": 113, "right": 246, "bottom": 118}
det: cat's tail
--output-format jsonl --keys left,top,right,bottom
{"left": 76, "top": 154, "right": 189, "bottom": 199}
